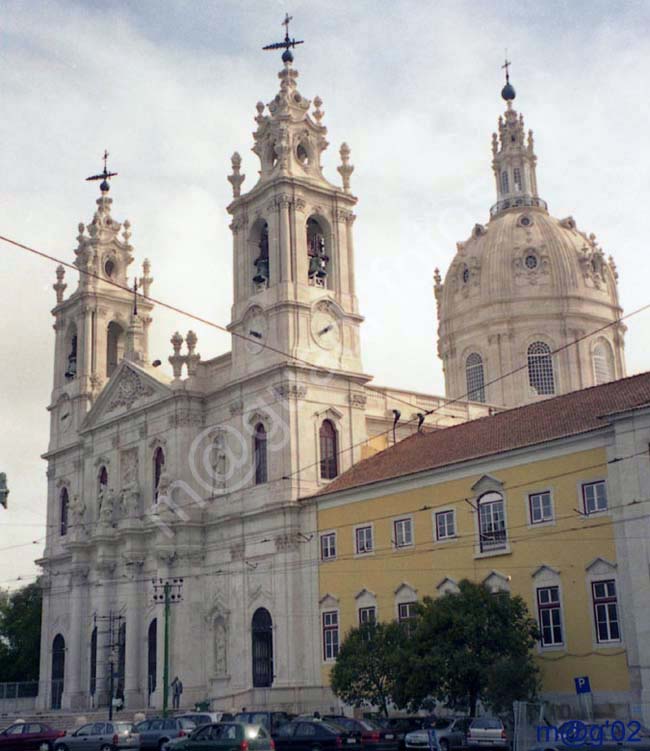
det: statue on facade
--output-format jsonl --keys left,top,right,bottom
{"left": 120, "top": 482, "right": 140, "bottom": 519}
{"left": 214, "top": 618, "right": 228, "bottom": 676}
{"left": 69, "top": 494, "right": 86, "bottom": 537}
{"left": 98, "top": 487, "right": 115, "bottom": 526}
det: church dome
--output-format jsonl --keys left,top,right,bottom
{"left": 435, "top": 78, "right": 626, "bottom": 409}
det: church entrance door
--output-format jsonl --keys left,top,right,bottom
{"left": 251, "top": 608, "right": 273, "bottom": 688}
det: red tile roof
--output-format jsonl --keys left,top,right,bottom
{"left": 312, "top": 372, "right": 650, "bottom": 499}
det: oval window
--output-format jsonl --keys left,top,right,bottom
{"left": 104, "top": 259, "right": 115, "bottom": 277}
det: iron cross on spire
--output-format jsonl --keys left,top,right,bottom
{"left": 262, "top": 13, "right": 304, "bottom": 63}
{"left": 502, "top": 54, "right": 512, "bottom": 83}
{"left": 86, "top": 149, "right": 118, "bottom": 192}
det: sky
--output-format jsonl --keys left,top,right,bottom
{"left": 1, "top": 0, "right": 649, "bottom": 587}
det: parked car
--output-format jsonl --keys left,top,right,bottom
{"left": 176, "top": 713, "right": 230, "bottom": 728}
{"left": 135, "top": 717, "right": 196, "bottom": 750}
{"left": 376, "top": 719, "right": 426, "bottom": 751}
{"left": 162, "top": 722, "right": 272, "bottom": 751}
{"left": 406, "top": 718, "right": 471, "bottom": 751}
{"left": 0, "top": 722, "right": 65, "bottom": 751}
{"left": 54, "top": 721, "right": 138, "bottom": 751}
{"left": 467, "top": 718, "right": 508, "bottom": 749}
{"left": 235, "top": 713, "right": 291, "bottom": 734}
{"left": 274, "top": 720, "right": 361, "bottom": 751}
{"left": 323, "top": 717, "right": 399, "bottom": 751}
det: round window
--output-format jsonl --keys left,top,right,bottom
{"left": 104, "top": 259, "right": 115, "bottom": 277}
{"left": 520, "top": 216, "right": 531, "bottom": 227}
{"left": 525, "top": 254, "right": 538, "bottom": 270}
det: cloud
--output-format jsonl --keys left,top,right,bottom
{"left": 1, "top": 0, "right": 649, "bottom": 585}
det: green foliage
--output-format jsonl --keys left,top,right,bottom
{"left": 398, "top": 580, "right": 540, "bottom": 716}
{"left": 0, "top": 582, "right": 43, "bottom": 682}
{"left": 330, "top": 620, "right": 406, "bottom": 716}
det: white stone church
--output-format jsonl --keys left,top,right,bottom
{"left": 37, "top": 40, "right": 626, "bottom": 713}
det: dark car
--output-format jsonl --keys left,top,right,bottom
{"left": 0, "top": 722, "right": 65, "bottom": 751}
{"left": 376, "top": 719, "right": 425, "bottom": 751}
{"left": 274, "top": 720, "right": 361, "bottom": 751}
{"left": 162, "top": 722, "right": 272, "bottom": 751}
{"left": 135, "top": 717, "right": 196, "bottom": 750}
{"left": 235, "top": 713, "right": 292, "bottom": 734}
{"left": 324, "top": 718, "right": 398, "bottom": 751}
{"left": 54, "top": 722, "right": 139, "bottom": 751}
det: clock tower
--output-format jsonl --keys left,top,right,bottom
{"left": 227, "top": 33, "right": 363, "bottom": 378}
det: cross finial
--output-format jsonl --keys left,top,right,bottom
{"left": 262, "top": 13, "right": 304, "bottom": 63}
{"left": 132, "top": 278, "right": 138, "bottom": 316}
{"left": 502, "top": 54, "right": 512, "bottom": 83}
{"left": 86, "top": 149, "right": 118, "bottom": 193}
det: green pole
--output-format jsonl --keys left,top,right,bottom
{"left": 162, "top": 582, "right": 170, "bottom": 718}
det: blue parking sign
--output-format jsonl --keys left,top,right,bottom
{"left": 575, "top": 676, "right": 591, "bottom": 694}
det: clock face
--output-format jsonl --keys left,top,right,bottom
{"left": 311, "top": 308, "right": 341, "bottom": 351}
{"left": 245, "top": 309, "right": 268, "bottom": 354}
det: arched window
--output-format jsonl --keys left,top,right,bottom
{"left": 593, "top": 340, "right": 615, "bottom": 385}
{"left": 513, "top": 167, "right": 523, "bottom": 192}
{"left": 60, "top": 488, "right": 69, "bottom": 536}
{"left": 254, "top": 424, "right": 268, "bottom": 485}
{"left": 251, "top": 608, "right": 273, "bottom": 688}
{"left": 307, "top": 217, "right": 329, "bottom": 287}
{"left": 98, "top": 465, "right": 108, "bottom": 493}
{"left": 252, "top": 221, "right": 270, "bottom": 289}
{"left": 153, "top": 447, "right": 165, "bottom": 502}
{"left": 465, "top": 353, "right": 486, "bottom": 403}
{"left": 478, "top": 491, "right": 507, "bottom": 552}
{"left": 65, "top": 325, "right": 78, "bottom": 380}
{"left": 528, "top": 341, "right": 555, "bottom": 395}
{"left": 320, "top": 420, "right": 338, "bottom": 480}
{"left": 147, "top": 619, "right": 157, "bottom": 698}
{"left": 116, "top": 622, "right": 126, "bottom": 700}
{"left": 500, "top": 170, "right": 509, "bottom": 194}
{"left": 89, "top": 626, "right": 97, "bottom": 697}
{"left": 106, "top": 321, "right": 125, "bottom": 378}
{"left": 51, "top": 634, "right": 65, "bottom": 710}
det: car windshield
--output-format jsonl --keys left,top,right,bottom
{"left": 434, "top": 721, "right": 452, "bottom": 730}
{"left": 472, "top": 719, "right": 502, "bottom": 729}
{"left": 360, "top": 721, "right": 379, "bottom": 731}
{"left": 114, "top": 723, "right": 133, "bottom": 732}
{"left": 322, "top": 723, "right": 344, "bottom": 734}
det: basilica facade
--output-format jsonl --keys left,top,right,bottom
{"left": 37, "top": 50, "right": 490, "bottom": 712}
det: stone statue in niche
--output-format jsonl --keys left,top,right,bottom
{"left": 120, "top": 482, "right": 140, "bottom": 518}
{"left": 214, "top": 618, "right": 228, "bottom": 676}
{"left": 69, "top": 494, "right": 86, "bottom": 536}
{"left": 98, "top": 487, "right": 115, "bottom": 526}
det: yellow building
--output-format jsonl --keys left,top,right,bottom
{"left": 309, "top": 372, "right": 650, "bottom": 719}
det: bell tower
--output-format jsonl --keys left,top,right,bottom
{"left": 48, "top": 157, "right": 154, "bottom": 448}
{"left": 227, "top": 20, "right": 363, "bottom": 377}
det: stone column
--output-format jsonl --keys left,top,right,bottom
{"left": 63, "top": 569, "right": 87, "bottom": 709}
{"left": 278, "top": 195, "right": 292, "bottom": 283}
{"left": 124, "top": 576, "right": 143, "bottom": 708}
{"left": 82, "top": 306, "right": 93, "bottom": 389}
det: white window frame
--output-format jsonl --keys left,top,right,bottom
{"left": 397, "top": 601, "right": 417, "bottom": 623}
{"left": 434, "top": 508, "right": 456, "bottom": 542}
{"left": 358, "top": 606, "right": 376, "bottom": 625}
{"left": 320, "top": 531, "right": 337, "bottom": 561}
{"left": 322, "top": 610, "right": 340, "bottom": 661}
{"left": 536, "top": 585, "right": 564, "bottom": 648}
{"left": 477, "top": 491, "right": 508, "bottom": 554}
{"left": 354, "top": 524, "right": 374, "bottom": 556}
{"left": 591, "top": 579, "right": 621, "bottom": 644}
{"left": 582, "top": 480, "right": 608, "bottom": 516}
{"left": 528, "top": 490, "right": 554, "bottom": 526}
{"left": 393, "top": 517, "right": 413, "bottom": 549}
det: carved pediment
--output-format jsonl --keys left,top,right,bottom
{"left": 81, "top": 362, "right": 172, "bottom": 429}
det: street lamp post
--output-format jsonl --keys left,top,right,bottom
{"left": 152, "top": 578, "right": 183, "bottom": 716}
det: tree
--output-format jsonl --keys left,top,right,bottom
{"left": 0, "top": 581, "right": 43, "bottom": 681}
{"left": 330, "top": 620, "right": 406, "bottom": 716}
{"left": 396, "top": 580, "right": 540, "bottom": 716}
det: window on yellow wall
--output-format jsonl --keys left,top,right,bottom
{"left": 435, "top": 510, "right": 456, "bottom": 540}
{"left": 537, "top": 586, "right": 563, "bottom": 646}
{"left": 320, "top": 532, "right": 336, "bottom": 561}
{"left": 322, "top": 611, "right": 339, "bottom": 660}
{"left": 359, "top": 607, "right": 376, "bottom": 625}
{"left": 355, "top": 525, "right": 373, "bottom": 554}
{"left": 592, "top": 580, "right": 620, "bottom": 643}
{"left": 582, "top": 481, "right": 607, "bottom": 515}
{"left": 529, "top": 491, "right": 553, "bottom": 524}
{"left": 393, "top": 518, "right": 413, "bottom": 548}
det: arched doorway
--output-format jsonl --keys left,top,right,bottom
{"left": 89, "top": 627, "right": 97, "bottom": 699}
{"left": 147, "top": 619, "right": 157, "bottom": 703}
{"left": 251, "top": 608, "right": 273, "bottom": 688}
{"left": 51, "top": 634, "right": 65, "bottom": 709}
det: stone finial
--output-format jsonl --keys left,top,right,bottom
{"left": 169, "top": 331, "right": 185, "bottom": 379}
{"left": 53, "top": 265, "right": 67, "bottom": 303}
{"left": 140, "top": 258, "right": 153, "bottom": 297}
{"left": 491, "top": 132, "right": 498, "bottom": 157}
{"left": 122, "top": 219, "right": 132, "bottom": 244}
{"left": 608, "top": 255, "right": 619, "bottom": 283}
{"left": 337, "top": 142, "right": 354, "bottom": 192}
{"left": 227, "top": 152, "right": 246, "bottom": 198}
{"left": 527, "top": 129, "right": 535, "bottom": 152}
{"left": 185, "top": 330, "right": 201, "bottom": 376}
{"left": 255, "top": 101, "right": 266, "bottom": 123}
{"left": 313, "top": 96, "right": 324, "bottom": 124}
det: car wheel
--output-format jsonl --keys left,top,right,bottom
{"left": 159, "top": 739, "right": 170, "bottom": 750}
{"left": 38, "top": 743, "right": 52, "bottom": 751}
{"left": 56, "top": 745, "right": 68, "bottom": 751}
{"left": 439, "top": 741, "right": 449, "bottom": 751}
{"left": 100, "top": 745, "right": 112, "bottom": 751}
